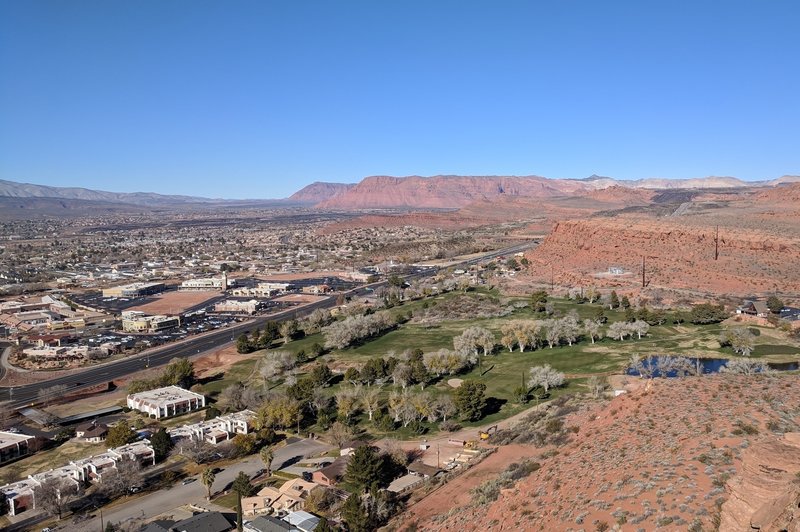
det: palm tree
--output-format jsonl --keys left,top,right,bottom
{"left": 259, "top": 446, "right": 274, "bottom": 477}
{"left": 201, "top": 468, "right": 215, "bottom": 501}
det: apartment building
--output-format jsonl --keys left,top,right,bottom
{"left": 169, "top": 409, "right": 255, "bottom": 444}
{"left": 0, "top": 431, "right": 36, "bottom": 465}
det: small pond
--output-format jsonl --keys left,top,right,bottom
{"left": 625, "top": 356, "right": 798, "bottom": 378}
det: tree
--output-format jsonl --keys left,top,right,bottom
{"left": 528, "top": 364, "right": 565, "bottom": 396}
{"left": 689, "top": 303, "right": 728, "bottom": 324}
{"left": 609, "top": 290, "right": 620, "bottom": 309}
{"left": 218, "top": 383, "right": 246, "bottom": 412}
{"left": 433, "top": 395, "right": 457, "bottom": 422}
{"left": 232, "top": 472, "right": 253, "bottom": 531}
{"left": 361, "top": 387, "right": 382, "bottom": 422}
{"left": 720, "top": 327, "right": 755, "bottom": 356}
{"left": 34, "top": 477, "right": 78, "bottom": 520}
{"left": 587, "top": 376, "right": 607, "bottom": 398}
{"left": 201, "top": 468, "right": 215, "bottom": 501}
{"left": 583, "top": 319, "right": 603, "bottom": 344}
{"left": 314, "top": 517, "right": 333, "bottom": 532}
{"left": 279, "top": 320, "right": 298, "bottom": 344}
{"left": 232, "top": 433, "right": 257, "bottom": 456}
{"left": 766, "top": 296, "right": 784, "bottom": 314}
{"left": 453, "top": 381, "right": 487, "bottom": 422}
{"left": 721, "top": 359, "right": 772, "bottom": 376}
{"left": 256, "top": 396, "right": 302, "bottom": 431}
{"left": 607, "top": 321, "right": 631, "bottom": 341}
{"left": 161, "top": 357, "right": 195, "bottom": 388}
{"left": 620, "top": 295, "right": 631, "bottom": 309}
{"left": 259, "top": 446, "right": 274, "bottom": 476}
{"left": 100, "top": 456, "right": 142, "bottom": 498}
{"left": 236, "top": 334, "right": 254, "bottom": 354}
{"left": 631, "top": 320, "right": 650, "bottom": 339}
{"left": 176, "top": 438, "right": 216, "bottom": 464}
{"left": 150, "top": 428, "right": 174, "bottom": 462}
{"left": 335, "top": 387, "right": 361, "bottom": 425}
{"left": 345, "top": 445, "right": 383, "bottom": 492}
{"left": 205, "top": 405, "right": 221, "bottom": 420}
{"left": 531, "top": 290, "right": 548, "bottom": 312}
{"left": 341, "top": 493, "right": 373, "bottom": 532}
{"left": 106, "top": 423, "right": 136, "bottom": 449}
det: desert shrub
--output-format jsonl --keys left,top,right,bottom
{"left": 471, "top": 460, "right": 540, "bottom": 505}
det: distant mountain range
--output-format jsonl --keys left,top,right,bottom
{"left": 295, "top": 174, "right": 800, "bottom": 209}
{"left": 2, "top": 174, "right": 799, "bottom": 213}
{"left": 0, "top": 178, "right": 219, "bottom": 206}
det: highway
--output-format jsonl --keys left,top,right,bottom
{"left": 0, "top": 241, "right": 538, "bottom": 409}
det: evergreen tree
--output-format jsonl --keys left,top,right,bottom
{"left": 341, "top": 493, "right": 372, "bottom": 532}
{"left": 610, "top": 291, "right": 620, "bottom": 309}
{"left": 345, "top": 445, "right": 382, "bottom": 492}
{"left": 454, "top": 381, "right": 487, "bottom": 422}
{"left": 150, "top": 427, "right": 174, "bottom": 462}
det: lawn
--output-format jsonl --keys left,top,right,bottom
{"left": 196, "top": 292, "right": 800, "bottom": 438}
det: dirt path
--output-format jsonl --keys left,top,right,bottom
{"left": 398, "top": 444, "right": 540, "bottom": 527}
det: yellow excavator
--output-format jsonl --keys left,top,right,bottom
{"left": 479, "top": 425, "right": 498, "bottom": 440}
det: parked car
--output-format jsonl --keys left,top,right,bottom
{"left": 181, "top": 478, "right": 196, "bottom": 485}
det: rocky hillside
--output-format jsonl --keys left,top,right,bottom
{"left": 312, "top": 174, "right": 794, "bottom": 210}
{"left": 523, "top": 200, "right": 800, "bottom": 296}
{"left": 416, "top": 374, "right": 800, "bottom": 531}
{"left": 287, "top": 181, "right": 355, "bottom": 203}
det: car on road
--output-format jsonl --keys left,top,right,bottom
{"left": 251, "top": 469, "right": 265, "bottom": 478}
{"left": 181, "top": 477, "right": 196, "bottom": 485}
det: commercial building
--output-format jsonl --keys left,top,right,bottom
{"left": 121, "top": 311, "right": 181, "bottom": 333}
{"left": 102, "top": 282, "right": 166, "bottom": 298}
{"left": 0, "top": 431, "right": 36, "bottom": 465}
{"left": 127, "top": 385, "right": 206, "bottom": 419}
{"left": 180, "top": 272, "right": 232, "bottom": 291}
{"left": 214, "top": 299, "right": 264, "bottom": 315}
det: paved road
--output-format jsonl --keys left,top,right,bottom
{"left": 0, "top": 241, "right": 538, "bottom": 408}
{"left": 70, "top": 438, "right": 333, "bottom": 532}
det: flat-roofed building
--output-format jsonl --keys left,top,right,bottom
{"left": 169, "top": 409, "right": 255, "bottom": 444}
{"left": 102, "top": 282, "right": 166, "bottom": 298}
{"left": 127, "top": 385, "right": 205, "bottom": 418}
{"left": 121, "top": 311, "right": 180, "bottom": 333}
{"left": 179, "top": 272, "right": 232, "bottom": 291}
{"left": 0, "top": 431, "right": 36, "bottom": 465}
{"left": 214, "top": 299, "right": 264, "bottom": 315}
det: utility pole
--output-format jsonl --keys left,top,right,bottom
{"left": 550, "top": 265, "right": 554, "bottom": 292}
{"left": 714, "top": 225, "right": 719, "bottom": 261}
{"left": 642, "top": 256, "right": 646, "bottom": 289}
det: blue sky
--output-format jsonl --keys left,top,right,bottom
{"left": 1, "top": 1, "right": 798, "bottom": 199}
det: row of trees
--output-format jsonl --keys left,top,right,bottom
{"left": 127, "top": 357, "right": 196, "bottom": 394}
{"left": 629, "top": 354, "right": 773, "bottom": 378}
{"left": 323, "top": 311, "right": 398, "bottom": 350}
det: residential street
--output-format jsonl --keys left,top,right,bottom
{"left": 68, "top": 438, "right": 333, "bottom": 532}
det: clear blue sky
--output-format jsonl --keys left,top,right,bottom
{"left": 1, "top": 1, "right": 798, "bottom": 199}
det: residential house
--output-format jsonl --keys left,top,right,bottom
{"left": 75, "top": 421, "right": 108, "bottom": 443}
{"left": 312, "top": 455, "right": 349, "bottom": 487}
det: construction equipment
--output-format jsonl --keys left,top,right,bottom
{"left": 464, "top": 440, "right": 479, "bottom": 449}
{"left": 479, "top": 425, "right": 498, "bottom": 440}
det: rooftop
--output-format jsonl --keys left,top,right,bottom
{"left": 128, "top": 385, "right": 204, "bottom": 404}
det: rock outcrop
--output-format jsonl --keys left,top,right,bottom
{"left": 288, "top": 181, "right": 355, "bottom": 203}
